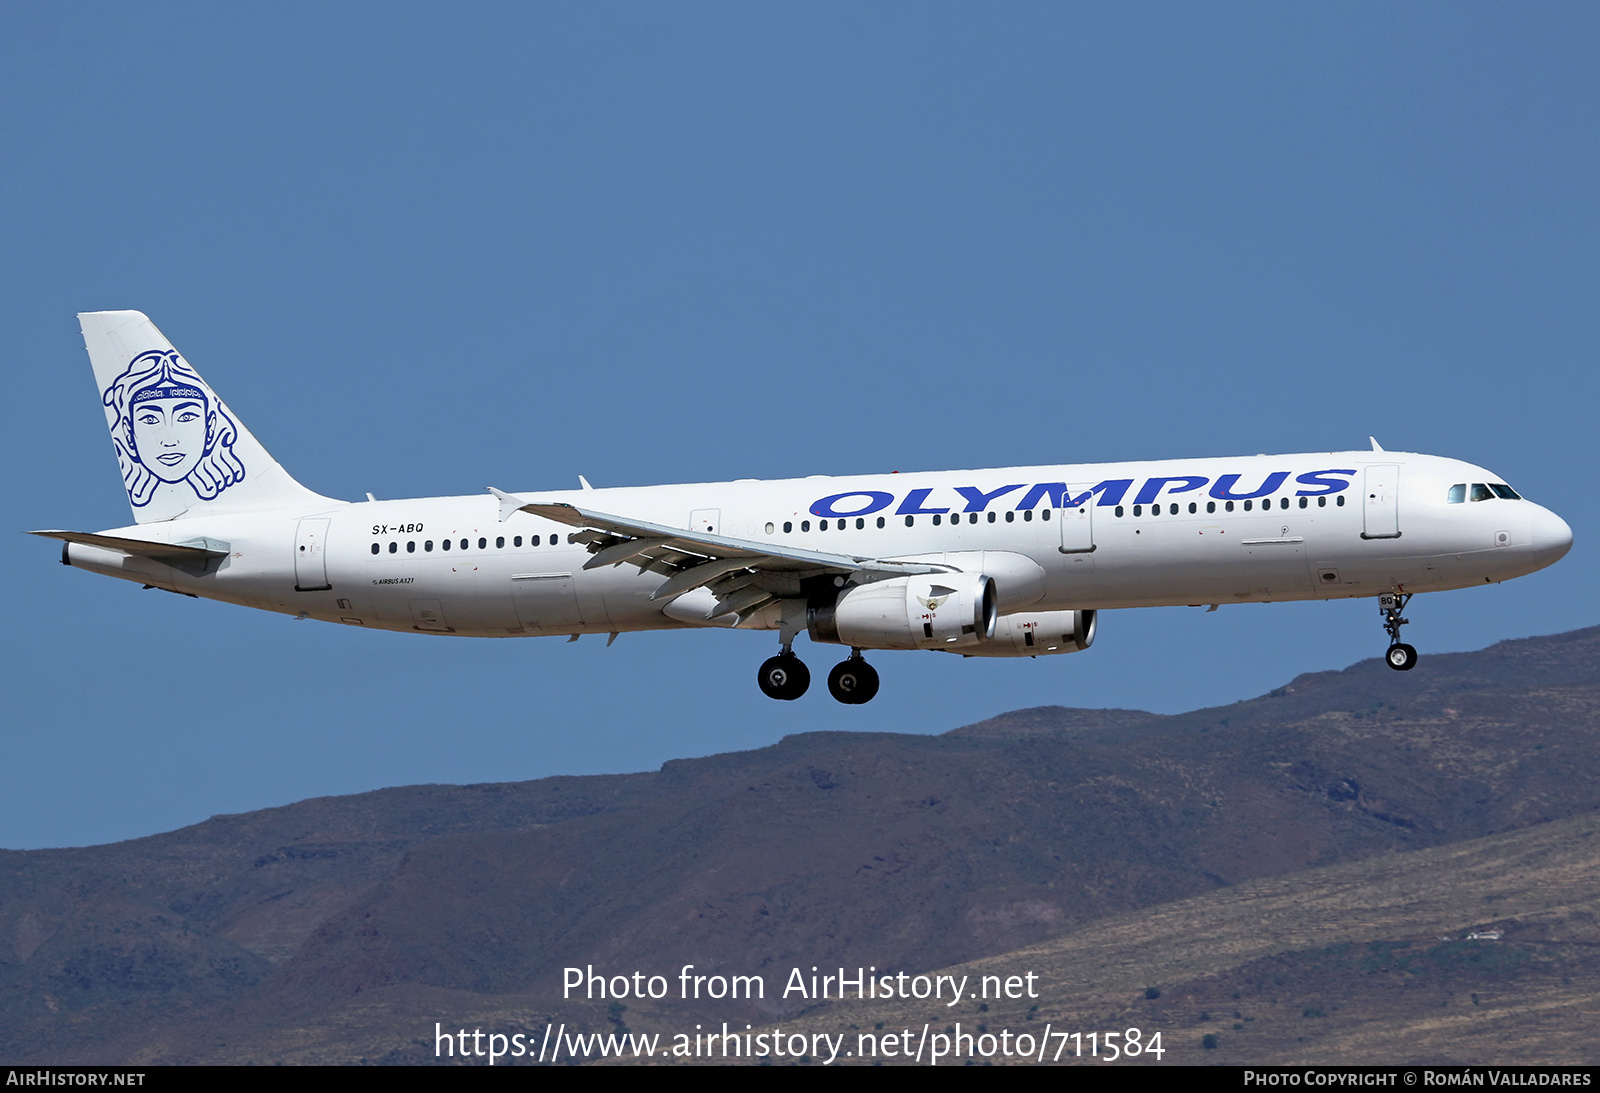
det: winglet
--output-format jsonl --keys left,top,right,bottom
{"left": 487, "top": 486, "right": 525, "bottom": 523}
{"left": 579, "top": 475, "right": 594, "bottom": 491}
{"left": 1369, "top": 436, "right": 1385, "bottom": 452}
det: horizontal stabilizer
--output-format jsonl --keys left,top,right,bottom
{"left": 32, "top": 530, "right": 230, "bottom": 574}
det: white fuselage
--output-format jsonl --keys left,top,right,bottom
{"left": 62, "top": 450, "right": 1572, "bottom": 644}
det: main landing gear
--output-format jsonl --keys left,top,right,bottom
{"left": 827, "top": 651, "right": 880, "bottom": 705}
{"left": 757, "top": 650, "right": 810, "bottom": 701}
{"left": 757, "top": 647, "right": 881, "bottom": 704}
{"left": 1380, "top": 592, "right": 1418, "bottom": 671}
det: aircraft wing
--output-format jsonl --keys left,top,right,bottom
{"left": 491, "top": 490, "right": 951, "bottom": 620}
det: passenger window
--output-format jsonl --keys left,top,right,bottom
{"left": 1170, "top": 504, "right": 1178, "bottom": 515}
{"left": 1042, "top": 508, "right": 1051, "bottom": 521}
{"left": 820, "top": 519, "right": 829, "bottom": 531}
{"left": 1336, "top": 496, "right": 1345, "bottom": 507}
{"left": 1115, "top": 506, "right": 1125, "bottom": 517}
{"left": 1490, "top": 483, "right": 1520, "bottom": 500}
{"left": 1447, "top": 484, "right": 1466, "bottom": 504}
{"left": 987, "top": 512, "right": 996, "bottom": 523}
{"left": 496, "top": 536, "right": 505, "bottom": 549}
{"left": 1206, "top": 502, "right": 1215, "bottom": 514}
{"left": 856, "top": 518, "right": 865, "bottom": 530}
{"left": 1005, "top": 511, "right": 1015, "bottom": 523}
{"left": 783, "top": 521, "right": 793, "bottom": 533}
{"left": 1189, "top": 502, "right": 1198, "bottom": 514}
{"left": 1318, "top": 496, "right": 1326, "bottom": 508}
{"left": 442, "top": 538, "right": 451, "bottom": 551}
{"left": 478, "top": 537, "right": 487, "bottom": 550}
{"left": 766, "top": 522, "right": 775, "bottom": 534}
{"left": 388, "top": 542, "right": 397, "bottom": 553}
{"left": 1024, "top": 510, "right": 1033, "bottom": 521}
{"left": 1471, "top": 483, "right": 1494, "bottom": 502}
{"left": 514, "top": 536, "right": 523, "bottom": 547}
{"left": 1225, "top": 501, "right": 1235, "bottom": 512}
{"left": 1243, "top": 500, "right": 1253, "bottom": 511}
{"left": 406, "top": 541, "right": 415, "bottom": 553}
{"left": 425, "top": 540, "right": 434, "bottom": 552}
{"left": 1280, "top": 497, "right": 1289, "bottom": 510}
{"left": 876, "top": 517, "right": 885, "bottom": 528}
{"left": 370, "top": 543, "right": 379, "bottom": 555}
{"left": 802, "top": 520, "right": 811, "bottom": 532}
{"left": 932, "top": 514, "right": 941, "bottom": 526}
{"left": 1298, "top": 497, "right": 1308, "bottom": 509}
{"left": 1132, "top": 504, "right": 1142, "bottom": 517}
{"left": 905, "top": 516, "right": 915, "bottom": 527}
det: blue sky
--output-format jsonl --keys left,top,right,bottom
{"left": 2, "top": 3, "right": 1595, "bottom": 849}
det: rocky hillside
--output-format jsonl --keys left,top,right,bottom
{"left": 2, "top": 626, "right": 1596, "bottom": 1063}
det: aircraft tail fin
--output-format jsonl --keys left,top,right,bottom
{"left": 79, "top": 311, "right": 333, "bottom": 523}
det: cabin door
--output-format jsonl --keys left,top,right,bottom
{"left": 1058, "top": 484, "right": 1096, "bottom": 571}
{"left": 294, "top": 518, "right": 332, "bottom": 591}
{"left": 1362, "top": 465, "right": 1401, "bottom": 539}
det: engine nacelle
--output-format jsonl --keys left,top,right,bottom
{"left": 809, "top": 573, "right": 998, "bottom": 651}
{"left": 956, "top": 609, "right": 1097, "bottom": 657}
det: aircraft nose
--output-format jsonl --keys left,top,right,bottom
{"left": 1530, "top": 505, "right": 1574, "bottom": 567}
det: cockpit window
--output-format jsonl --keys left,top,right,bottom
{"left": 1447, "top": 484, "right": 1466, "bottom": 504}
{"left": 1489, "top": 483, "right": 1521, "bottom": 500}
{"left": 1471, "top": 483, "right": 1495, "bottom": 502}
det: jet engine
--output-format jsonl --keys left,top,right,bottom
{"left": 808, "top": 573, "right": 998, "bottom": 651}
{"left": 955, "top": 609, "right": 1097, "bottom": 657}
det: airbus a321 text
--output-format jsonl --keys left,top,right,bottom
{"left": 37, "top": 312, "right": 1574, "bottom": 704}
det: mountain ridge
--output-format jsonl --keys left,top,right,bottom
{"left": 3, "top": 625, "right": 1596, "bottom": 1063}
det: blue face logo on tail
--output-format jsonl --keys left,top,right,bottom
{"left": 102, "top": 350, "right": 246, "bottom": 507}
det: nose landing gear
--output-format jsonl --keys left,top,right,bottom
{"left": 1380, "top": 592, "right": 1418, "bottom": 671}
{"left": 827, "top": 651, "right": 880, "bottom": 705}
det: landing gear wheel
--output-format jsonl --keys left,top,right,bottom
{"left": 827, "top": 654, "right": 880, "bottom": 705}
{"left": 1378, "top": 593, "right": 1418, "bottom": 672}
{"left": 1386, "top": 643, "right": 1418, "bottom": 672}
{"left": 757, "top": 653, "right": 810, "bottom": 700}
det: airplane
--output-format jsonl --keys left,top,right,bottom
{"left": 35, "top": 311, "right": 1574, "bottom": 704}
